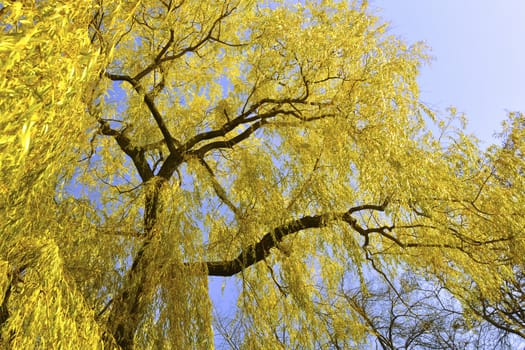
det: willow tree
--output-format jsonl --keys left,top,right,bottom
{"left": 1, "top": 1, "right": 523, "bottom": 349}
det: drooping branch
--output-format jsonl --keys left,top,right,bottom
{"left": 198, "top": 157, "right": 241, "bottom": 217}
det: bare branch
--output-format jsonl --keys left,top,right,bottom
{"left": 156, "top": 5, "right": 237, "bottom": 65}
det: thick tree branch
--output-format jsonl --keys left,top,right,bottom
{"left": 182, "top": 96, "right": 312, "bottom": 153}
{"left": 157, "top": 152, "right": 184, "bottom": 179}
{"left": 142, "top": 92, "right": 181, "bottom": 154}
{"left": 185, "top": 108, "right": 334, "bottom": 158}
{"left": 133, "top": 29, "right": 175, "bottom": 82}
{"left": 203, "top": 203, "right": 388, "bottom": 276}
{"left": 188, "top": 119, "right": 268, "bottom": 158}
{"left": 201, "top": 198, "right": 505, "bottom": 277}
{"left": 205, "top": 213, "right": 332, "bottom": 276}
{"left": 104, "top": 72, "right": 135, "bottom": 85}
{"left": 98, "top": 120, "right": 154, "bottom": 181}
{"left": 104, "top": 72, "right": 181, "bottom": 156}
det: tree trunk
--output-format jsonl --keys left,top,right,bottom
{"left": 106, "top": 178, "right": 164, "bottom": 349}
{"left": 105, "top": 177, "right": 213, "bottom": 349}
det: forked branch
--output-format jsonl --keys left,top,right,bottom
{"left": 98, "top": 120, "right": 154, "bottom": 181}
{"left": 104, "top": 72, "right": 181, "bottom": 155}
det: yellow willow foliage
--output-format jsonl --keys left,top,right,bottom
{"left": 1, "top": 237, "right": 104, "bottom": 349}
{"left": 1, "top": 0, "right": 101, "bottom": 238}
{"left": 0, "top": 0, "right": 523, "bottom": 348}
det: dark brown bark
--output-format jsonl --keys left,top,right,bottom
{"left": 203, "top": 203, "right": 389, "bottom": 276}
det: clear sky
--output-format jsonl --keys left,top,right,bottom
{"left": 370, "top": 0, "right": 525, "bottom": 146}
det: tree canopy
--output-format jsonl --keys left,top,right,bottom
{"left": 1, "top": 1, "right": 523, "bottom": 349}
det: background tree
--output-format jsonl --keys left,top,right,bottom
{"left": 1, "top": 1, "right": 523, "bottom": 349}
{"left": 461, "top": 113, "right": 525, "bottom": 341}
{"left": 339, "top": 268, "right": 520, "bottom": 349}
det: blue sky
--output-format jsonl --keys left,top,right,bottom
{"left": 371, "top": 0, "right": 525, "bottom": 146}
